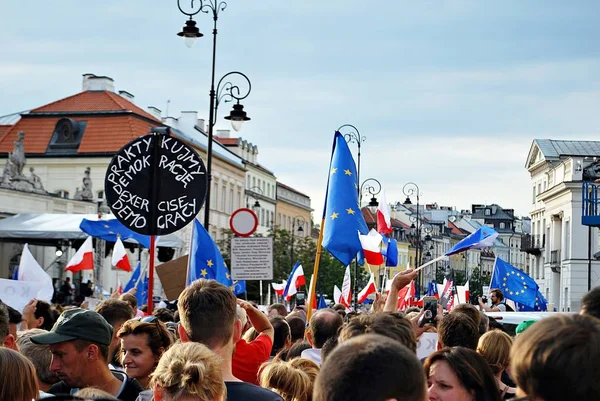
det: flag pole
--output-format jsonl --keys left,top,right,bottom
{"left": 306, "top": 217, "right": 326, "bottom": 324}
{"left": 414, "top": 254, "right": 447, "bottom": 273}
{"left": 148, "top": 235, "right": 155, "bottom": 314}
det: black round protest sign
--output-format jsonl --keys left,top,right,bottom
{"left": 104, "top": 133, "right": 207, "bottom": 236}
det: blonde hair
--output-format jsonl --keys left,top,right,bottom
{"left": 243, "top": 327, "right": 259, "bottom": 343}
{"left": 150, "top": 342, "right": 225, "bottom": 401}
{"left": 75, "top": 387, "right": 119, "bottom": 400}
{"left": 259, "top": 358, "right": 320, "bottom": 401}
{"left": 0, "top": 347, "right": 39, "bottom": 401}
{"left": 476, "top": 329, "right": 513, "bottom": 374}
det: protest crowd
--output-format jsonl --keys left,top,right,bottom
{"left": 1, "top": 271, "right": 600, "bottom": 401}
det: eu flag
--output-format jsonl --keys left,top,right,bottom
{"left": 317, "top": 294, "right": 328, "bottom": 309}
{"left": 516, "top": 290, "right": 548, "bottom": 311}
{"left": 124, "top": 262, "right": 142, "bottom": 293}
{"left": 322, "top": 132, "right": 369, "bottom": 266}
{"left": 136, "top": 274, "right": 148, "bottom": 307}
{"left": 384, "top": 238, "right": 398, "bottom": 267}
{"left": 80, "top": 218, "right": 151, "bottom": 248}
{"left": 490, "top": 258, "right": 539, "bottom": 308}
{"left": 187, "top": 219, "right": 233, "bottom": 287}
{"left": 233, "top": 281, "right": 246, "bottom": 296}
{"left": 427, "top": 281, "right": 438, "bottom": 297}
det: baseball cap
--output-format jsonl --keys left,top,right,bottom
{"left": 31, "top": 308, "right": 113, "bottom": 346}
{"left": 515, "top": 319, "right": 537, "bottom": 336}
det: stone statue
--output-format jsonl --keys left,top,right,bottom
{"left": 1, "top": 160, "right": 12, "bottom": 187}
{"left": 75, "top": 167, "right": 94, "bottom": 201}
{"left": 29, "top": 167, "right": 44, "bottom": 190}
{"left": 8, "top": 131, "right": 25, "bottom": 178}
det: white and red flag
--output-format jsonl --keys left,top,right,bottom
{"left": 65, "top": 237, "right": 94, "bottom": 273}
{"left": 340, "top": 266, "right": 352, "bottom": 307}
{"left": 456, "top": 280, "right": 470, "bottom": 304}
{"left": 283, "top": 262, "right": 306, "bottom": 301}
{"left": 357, "top": 273, "right": 377, "bottom": 304}
{"left": 397, "top": 280, "right": 416, "bottom": 310}
{"left": 272, "top": 280, "right": 287, "bottom": 297}
{"left": 359, "top": 229, "right": 384, "bottom": 265}
{"left": 112, "top": 237, "right": 132, "bottom": 272}
{"left": 376, "top": 190, "right": 392, "bottom": 235}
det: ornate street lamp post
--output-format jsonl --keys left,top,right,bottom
{"left": 290, "top": 215, "right": 307, "bottom": 270}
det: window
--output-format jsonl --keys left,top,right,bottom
{"left": 97, "top": 190, "right": 104, "bottom": 200}
{"left": 235, "top": 191, "right": 241, "bottom": 210}
{"left": 221, "top": 186, "right": 226, "bottom": 211}
{"left": 277, "top": 213, "right": 281, "bottom": 226}
{"left": 532, "top": 186, "right": 536, "bottom": 204}
{"left": 229, "top": 189, "right": 234, "bottom": 213}
{"left": 56, "top": 190, "right": 70, "bottom": 199}
{"left": 252, "top": 177, "right": 256, "bottom": 188}
{"left": 247, "top": 176, "right": 250, "bottom": 188}
{"left": 499, "top": 222, "right": 505, "bottom": 230}
{"left": 485, "top": 209, "right": 491, "bottom": 216}
{"left": 261, "top": 209, "right": 265, "bottom": 226}
{"left": 211, "top": 182, "right": 218, "bottom": 209}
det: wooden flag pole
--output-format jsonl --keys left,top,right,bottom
{"left": 306, "top": 217, "right": 326, "bottom": 324}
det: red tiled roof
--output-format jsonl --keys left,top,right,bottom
{"left": 448, "top": 221, "right": 469, "bottom": 235}
{"left": 215, "top": 137, "right": 239, "bottom": 145}
{"left": 0, "top": 115, "right": 159, "bottom": 154}
{"left": 0, "top": 125, "right": 11, "bottom": 137}
{"left": 32, "top": 91, "right": 161, "bottom": 123}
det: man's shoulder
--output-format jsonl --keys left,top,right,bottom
{"left": 226, "top": 381, "right": 284, "bottom": 401}
{"left": 48, "top": 381, "right": 70, "bottom": 394}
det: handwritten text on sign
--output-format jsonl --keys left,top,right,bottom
{"left": 231, "top": 237, "right": 274, "bottom": 280}
{"left": 105, "top": 133, "right": 207, "bottom": 236}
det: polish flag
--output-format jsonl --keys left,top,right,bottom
{"left": 333, "top": 285, "right": 342, "bottom": 304}
{"left": 340, "top": 266, "right": 352, "bottom": 307}
{"left": 359, "top": 229, "right": 384, "bottom": 265}
{"left": 357, "top": 273, "right": 377, "bottom": 304}
{"left": 283, "top": 262, "right": 306, "bottom": 301}
{"left": 456, "top": 281, "right": 470, "bottom": 304}
{"left": 112, "top": 237, "right": 131, "bottom": 272}
{"left": 272, "top": 280, "right": 287, "bottom": 296}
{"left": 397, "top": 280, "right": 416, "bottom": 310}
{"left": 65, "top": 237, "right": 94, "bottom": 273}
{"left": 376, "top": 190, "right": 392, "bottom": 235}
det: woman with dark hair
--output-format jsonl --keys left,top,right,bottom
{"left": 424, "top": 347, "right": 501, "bottom": 401}
{"left": 22, "top": 300, "right": 58, "bottom": 331}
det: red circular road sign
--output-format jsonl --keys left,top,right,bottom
{"left": 230, "top": 208, "right": 259, "bottom": 237}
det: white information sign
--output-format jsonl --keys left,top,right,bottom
{"left": 231, "top": 237, "right": 273, "bottom": 280}
{"left": 416, "top": 332, "right": 438, "bottom": 360}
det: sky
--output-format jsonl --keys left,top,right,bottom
{"left": 1, "top": 1, "right": 600, "bottom": 218}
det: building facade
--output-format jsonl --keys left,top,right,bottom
{"left": 275, "top": 182, "right": 312, "bottom": 235}
{"left": 523, "top": 139, "right": 600, "bottom": 312}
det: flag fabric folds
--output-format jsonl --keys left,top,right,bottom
{"left": 17, "top": 244, "right": 54, "bottom": 302}
{"left": 111, "top": 237, "right": 132, "bottom": 272}
{"left": 445, "top": 227, "right": 499, "bottom": 256}
{"left": 66, "top": 236, "right": 94, "bottom": 273}
{"left": 384, "top": 238, "right": 398, "bottom": 267}
{"left": 80, "top": 218, "right": 152, "bottom": 248}
{"left": 272, "top": 280, "right": 287, "bottom": 297}
{"left": 427, "top": 281, "right": 439, "bottom": 299}
{"left": 187, "top": 219, "right": 233, "bottom": 287}
{"left": 439, "top": 269, "right": 456, "bottom": 310}
{"left": 357, "top": 273, "right": 377, "bottom": 303}
{"left": 318, "top": 294, "right": 328, "bottom": 309}
{"left": 376, "top": 190, "right": 392, "bottom": 234}
{"left": 359, "top": 229, "right": 384, "bottom": 265}
{"left": 340, "top": 266, "right": 352, "bottom": 307}
{"left": 333, "top": 285, "right": 342, "bottom": 304}
{"left": 136, "top": 275, "right": 149, "bottom": 308}
{"left": 283, "top": 262, "right": 306, "bottom": 301}
{"left": 123, "top": 262, "right": 142, "bottom": 293}
{"left": 322, "top": 132, "right": 369, "bottom": 266}
{"left": 397, "top": 281, "right": 415, "bottom": 310}
{"left": 456, "top": 281, "right": 470, "bottom": 304}
{"left": 233, "top": 281, "right": 246, "bottom": 296}
{"left": 490, "top": 257, "right": 539, "bottom": 308}
{"left": 516, "top": 290, "right": 548, "bottom": 311}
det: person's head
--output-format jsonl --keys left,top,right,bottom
{"left": 424, "top": 347, "right": 501, "bottom": 401}
{"left": 451, "top": 304, "right": 481, "bottom": 328}
{"left": 153, "top": 307, "right": 175, "bottom": 323}
{"left": 178, "top": 279, "right": 239, "bottom": 351}
{"left": 270, "top": 316, "right": 292, "bottom": 356}
{"left": 151, "top": 342, "right": 226, "bottom": 401}
{"left": 314, "top": 334, "right": 426, "bottom": 401}
{"left": 117, "top": 319, "right": 173, "bottom": 387}
{"left": 268, "top": 303, "right": 288, "bottom": 318}
{"left": 307, "top": 309, "right": 343, "bottom": 349}
{"left": 478, "top": 313, "right": 489, "bottom": 336}
{"left": 259, "top": 358, "right": 319, "bottom": 401}
{"left": 437, "top": 312, "right": 480, "bottom": 350}
{"left": 286, "top": 341, "right": 312, "bottom": 361}
{"left": 27, "top": 300, "right": 58, "bottom": 331}
{"left": 476, "top": 330, "right": 513, "bottom": 376}
{"left": 3, "top": 303, "right": 21, "bottom": 349}
{"left": 0, "top": 302, "right": 16, "bottom": 349}
{"left": 286, "top": 316, "right": 306, "bottom": 343}
{"left": 339, "top": 313, "right": 417, "bottom": 353}
{"left": 489, "top": 289, "right": 504, "bottom": 305}
{"left": 65, "top": 277, "right": 71, "bottom": 283}
{"left": 16, "top": 329, "right": 60, "bottom": 390}
{"left": 511, "top": 314, "right": 600, "bottom": 401}
{"left": 235, "top": 305, "right": 250, "bottom": 334}
{"left": 242, "top": 327, "right": 259, "bottom": 343}
{"left": 119, "top": 293, "right": 138, "bottom": 314}
{"left": 74, "top": 387, "right": 119, "bottom": 400}
{"left": 332, "top": 303, "right": 347, "bottom": 319}
{"left": 30, "top": 308, "right": 113, "bottom": 388}
{"left": 580, "top": 286, "right": 600, "bottom": 320}
{"left": 0, "top": 347, "right": 39, "bottom": 401}
{"left": 95, "top": 299, "right": 135, "bottom": 361}
{"left": 515, "top": 319, "right": 536, "bottom": 336}
{"left": 320, "top": 336, "right": 338, "bottom": 364}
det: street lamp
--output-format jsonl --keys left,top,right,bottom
{"left": 404, "top": 182, "right": 423, "bottom": 292}
{"left": 176, "top": 0, "right": 252, "bottom": 229}
{"left": 245, "top": 186, "right": 263, "bottom": 214}
{"left": 290, "top": 215, "right": 307, "bottom": 270}
{"left": 338, "top": 124, "right": 366, "bottom": 199}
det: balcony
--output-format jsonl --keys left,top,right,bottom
{"left": 582, "top": 182, "right": 600, "bottom": 227}
{"left": 550, "top": 250, "right": 561, "bottom": 273}
{"left": 520, "top": 234, "right": 543, "bottom": 256}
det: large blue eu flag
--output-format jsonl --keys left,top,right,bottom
{"left": 322, "top": 132, "right": 368, "bottom": 266}
{"left": 490, "top": 257, "right": 539, "bottom": 308}
{"left": 123, "top": 261, "right": 142, "bottom": 293}
{"left": 516, "top": 290, "right": 548, "bottom": 311}
{"left": 187, "top": 219, "right": 233, "bottom": 287}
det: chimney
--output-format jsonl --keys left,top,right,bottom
{"left": 82, "top": 74, "right": 115, "bottom": 92}
{"left": 163, "top": 116, "right": 179, "bottom": 127}
{"left": 179, "top": 111, "right": 198, "bottom": 131}
{"left": 216, "top": 129, "right": 230, "bottom": 138}
{"left": 147, "top": 106, "right": 162, "bottom": 120}
{"left": 119, "top": 90, "right": 135, "bottom": 101}
{"left": 197, "top": 118, "right": 205, "bottom": 132}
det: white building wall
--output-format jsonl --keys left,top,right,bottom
{"left": 245, "top": 164, "right": 276, "bottom": 236}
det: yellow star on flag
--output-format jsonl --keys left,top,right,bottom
{"left": 511, "top": 271, "right": 515, "bottom": 274}
{"left": 503, "top": 277, "right": 507, "bottom": 281}
{"left": 344, "top": 169, "right": 352, "bottom": 176}
{"left": 330, "top": 212, "right": 339, "bottom": 220}
{"left": 201, "top": 269, "right": 208, "bottom": 277}
{"left": 506, "top": 273, "right": 510, "bottom": 276}
{"left": 516, "top": 273, "right": 520, "bottom": 276}
{"left": 346, "top": 208, "right": 355, "bottom": 215}
{"left": 104, "top": 225, "right": 110, "bottom": 228}
{"left": 521, "top": 290, "right": 525, "bottom": 293}
{"left": 226, "top": 272, "right": 231, "bottom": 280}
{"left": 330, "top": 167, "right": 337, "bottom": 175}
{"left": 510, "top": 291, "right": 514, "bottom": 295}
{"left": 207, "top": 260, "right": 214, "bottom": 267}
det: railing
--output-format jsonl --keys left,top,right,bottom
{"left": 550, "top": 250, "right": 561, "bottom": 265}
{"left": 582, "top": 182, "right": 600, "bottom": 227}
{"left": 521, "top": 234, "right": 543, "bottom": 251}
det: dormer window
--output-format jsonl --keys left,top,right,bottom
{"left": 47, "top": 118, "right": 86, "bottom": 154}
{"left": 485, "top": 209, "right": 491, "bottom": 216}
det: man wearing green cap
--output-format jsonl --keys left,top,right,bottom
{"left": 31, "top": 308, "right": 142, "bottom": 401}
{"left": 515, "top": 319, "right": 536, "bottom": 336}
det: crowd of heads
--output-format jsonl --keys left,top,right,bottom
{"left": 1, "top": 281, "right": 600, "bottom": 401}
